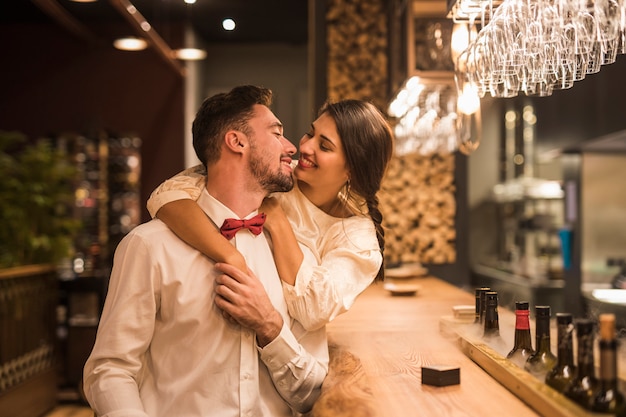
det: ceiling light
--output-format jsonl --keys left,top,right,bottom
{"left": 174, "top": 47, "right": 207, "bottom": 61}
{"left": 222, "top": 18, "right": 236, "bottom": 31}
{"left": 113, "top": 37, "right": 148, "bottom": 51}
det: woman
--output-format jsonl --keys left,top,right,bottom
{"left": 147, "top": 99, "right": 393, "bottom": 331}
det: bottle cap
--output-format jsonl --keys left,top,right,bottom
{"left": 476, "top": 287, "right": 490, "bottom": 295}
{"left": 515, "top": 301, "right": 529, "bottom": 310}
{"left": 575, "top": 318, "right": 595, "bottom": 334}
{"left": 535, "top": 305, "right": 551, "bottom": 317}
{"left": 485, "top": 291, "right": 498, "bottom": 306}
{"left": 556, "top": 312, "right": 572, "bottom": 325}
{"left": 598, "top": 313, "right": 615, "bottom": 341}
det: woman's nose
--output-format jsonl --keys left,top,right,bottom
{"left": 298, "top": 135, "right": 312, "bottom": 153}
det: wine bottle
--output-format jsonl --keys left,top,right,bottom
{"left": 565, "top": 319, "right": 598, "bottom": 410}
{"left": 479, "top": 287, "right": 491, "bottom": 325}
{"left": 483, "top": 291, "right": 500, "bottom": 339}
{"left": 524, "top": 305, "right": 556, "bottom": 381}
{"left": 545, "top": 313, "right": 577, "bottom": 392}
{"left": 506, "top": 301, "right": 535, "bottom": 369}
{"left": 591, "top": 314, "right": 626, "bottom": 415}
{"left": 475, "top": 287, "right": 490, "bottom": 324}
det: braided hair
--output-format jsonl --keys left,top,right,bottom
{"left": 319, "top": 100, "right": 394, "bottom": 281}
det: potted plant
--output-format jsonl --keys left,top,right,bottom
{"left": 0, "top": 130, "right": 80, "bottom": 417}
{"left": 0, "top": 130, "right": 80, "bottom": 268}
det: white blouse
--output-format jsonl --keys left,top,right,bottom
{"left": 147, "top": 164, "right": 382, "bottom": 331}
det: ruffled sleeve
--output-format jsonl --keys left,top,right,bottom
{"left": 146, "top": 164, "right": 207, "bottom": 218}
{"left": 281, "top": 216, "right": 382, "bottom": 331}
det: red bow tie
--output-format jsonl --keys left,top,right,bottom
{"left": 219, "top": 213, "right": 266, "bottom": 240}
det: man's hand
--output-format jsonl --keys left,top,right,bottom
{"left": 213, "top": 262, "right": 283, "bottom": 347}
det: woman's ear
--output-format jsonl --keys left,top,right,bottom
{"left": 224, "top": 130, "right": 247, "bottom": 154}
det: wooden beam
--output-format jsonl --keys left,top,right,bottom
{"left": 30, "top": 0, "right": 100, "bottom": 43}
{"left": 108, "top": 0, "right": 185, "bottom": 77}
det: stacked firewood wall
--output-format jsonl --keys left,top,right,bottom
{"left": 326, "top": 0, "right": 388, "bottom": 110}
{"left": 325, "top": 0, "right": 457, "bottom": 265}
{"left": 379, "top": 153, "right": 456, "bottom": 265}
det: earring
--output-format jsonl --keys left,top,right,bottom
{"left": 344, "top": 179, "right": 351, "bottom": 201}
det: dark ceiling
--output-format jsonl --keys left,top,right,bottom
{"left": 0, "top": 0, "right": 308, "bottom": 45}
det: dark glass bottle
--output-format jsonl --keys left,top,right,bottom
{"left": 545, "top": 313, "right": 577, "bottom": 392}
{"left": 479, "top": 287, "right": 491, "bottom": 325}
{"left": 483, "top": 291, "right": 500, "bottom": 339}
{"left": 506, "top": 301, "right": 535, "bottom": 368}
{"left": 475, "top": 287, "right": 490, "bottom": 324}
{"left": 524, "top": 305, "right": 556, "bottom": 381}
{"left": 591, "top": 314, "right": 626, "bottom": 415}
{"left": 565, "top": 319, "right": 598, "bottom": 410}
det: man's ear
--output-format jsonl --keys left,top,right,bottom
{"left": 224, "top": 130, "right": 247, "bottom": 154}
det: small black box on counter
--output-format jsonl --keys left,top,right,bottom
{"left": 421, "top": 365, "right": 460, "bottom": 387}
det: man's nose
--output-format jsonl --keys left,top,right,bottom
{"left": 281, "top": 136, "right": 297, "bottom": 155}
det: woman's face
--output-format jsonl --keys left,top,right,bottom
{"left": 294, "top": 112, "right": 350, "bottom": 192}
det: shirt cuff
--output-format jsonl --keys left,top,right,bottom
{"left": 258, "top": 323, "right": 301, "bottom": 369}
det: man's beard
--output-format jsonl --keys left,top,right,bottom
{"left": 248, "top": 142, "right": 294, "bottom": 194}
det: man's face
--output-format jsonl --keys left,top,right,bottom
{"left": 246, "top": 104, "right": 296, "bottom": 193}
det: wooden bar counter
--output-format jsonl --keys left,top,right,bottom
{"left": 309, "top": 275, "right": 540, "bottom": 417}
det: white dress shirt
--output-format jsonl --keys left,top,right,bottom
{"left": 84, "top": 190, "right": 327, "bottom": 417}
{"left": 147, "top": 165, "right": 383, "bottom": 332}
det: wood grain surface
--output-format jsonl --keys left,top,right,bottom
{"left": 309, "top": 277, "right": 540, "bottom": 417}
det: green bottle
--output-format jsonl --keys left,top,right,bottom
{"left": 524, "top": 305, "right": 556, "bottom": 381}
{"left": 565, "top": 319, "right": 598, "bottom": 409}
{"left": 591, "top": 314, "right": 626, "bottom": 415}
{"left": 545, "top": 313, "right": 577, "bottom": 392}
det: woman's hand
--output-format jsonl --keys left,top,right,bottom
{"left": 260, "top": 197, "right": 287, "bottom": 235}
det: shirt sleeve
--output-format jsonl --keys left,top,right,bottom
{"left": 146, "top": 164, "right": 207, "bottom": 218}
{"left": 282, "top": 217, "right": 382, "bottom": 331}
{"left": 83, "top": 233, "right": 159, "bottom": 417}
{"left": 258, "top": 324, "right": 327, "bottom": 413}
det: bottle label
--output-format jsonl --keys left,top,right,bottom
{"left": 515, "top": 310, "right": 530, "bottom": 330}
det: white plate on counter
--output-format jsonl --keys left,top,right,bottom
{"left": 385, "top": 263, "right": 428, "bottom": 279}
{"left": 383, "top": 282, "right": 421, "bottom": 296}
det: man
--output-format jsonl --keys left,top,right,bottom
{"left": 83, "top": 85, "right": 328, "bottom": 417}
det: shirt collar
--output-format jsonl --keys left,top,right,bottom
{"left": 197, "top": 189, "right": 260, "bottom": 227}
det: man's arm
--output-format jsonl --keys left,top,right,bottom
{"left": 83, "top": 234, "right": 156, "bottom": 417}
{"left": 214, "top": 263, "right": 327, "bottom": 413}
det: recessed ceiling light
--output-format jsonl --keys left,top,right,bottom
{"left": 174, "top": 48, "right": 207, "bottom": 61}
{"left": 222, "top": 18, "right": 236, "bottom": 31}
{"left": 113, "top": 37, "right": 148, "bottom": 51}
